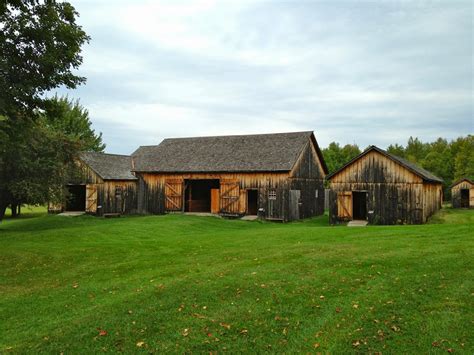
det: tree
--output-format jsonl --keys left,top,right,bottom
{"left": 0, "top": 0, "right": 89, "bottom": 118}
{"left": 387, "top": 143, "right": 405, "bottom": 158}
{"left": 42, "top": 95, "right": 105, "bottom": 152}
{"left": 322, "top": 142, "right": 361, "bottom": 173}
{"left": 1, "top": 97, "right": 104, "bottom": 219}
{"left": 0, "top": 1, "right": 90, "bottom": 221}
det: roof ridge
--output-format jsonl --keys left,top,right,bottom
{"left": 162, "top": 131, "right": 313, "bottom": 141}
{"left": 82, "top": 151, "right": 131, "bottom": 158}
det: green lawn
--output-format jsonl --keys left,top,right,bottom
{"left": 0, "top": 208, "right": 472, "bottom": 353}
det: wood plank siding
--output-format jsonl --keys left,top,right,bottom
{"left": 451, "top": 179, "right": 474, "bottom": 208}
{"left": 327, "top": 148, "right": 443, "bottom": 225}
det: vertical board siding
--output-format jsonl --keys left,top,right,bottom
{"left": 329, "top": 151, "right": 442, "bottom": 225}
{"left": 451, "top": 180, "right": 474, "bottom": 208}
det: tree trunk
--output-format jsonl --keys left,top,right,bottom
{"left": 11, "top": 203, "right": 18, "bottom": 218}
{"left": 18, "top": 204, "right": 21, "bottom": 216}
{"left": 0, "top": 203, "right": 7, "bottom": 222}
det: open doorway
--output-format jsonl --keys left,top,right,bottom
{"left": 184, "top": 179, "right": 220, "bottom": 212}
{"left": 461, "top": 189, "right": 469, "bottom": 208}
{"left": 352, "top": 191, "right": 367, "bottom": 220}
{"left": 66, "top": 184, "right": 86, "bottom": 211}
{"left": 247, "top": 189, "right": 258, "bottom": 215}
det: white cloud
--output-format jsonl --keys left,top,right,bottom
{"left": 59, "top": 0, "right": 473, "bottom": 154}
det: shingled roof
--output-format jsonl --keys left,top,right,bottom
{"left": 326, "top": 145, "right": 443, "bottom": 183}
{"left": 450, "top": 178, "right": 473, "bottom": 187}
{"left": 80, "top": 152, "right": 137, "bottom": 180}
{"left": 132, "top": 131, "right": 328, "bottom": 173}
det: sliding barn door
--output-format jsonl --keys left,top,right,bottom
{"left": 165, "top": 179, "right": 183, "bottom": 211}
{"left": 85, "top": 184, "right": 98, "bottom": 213}
{"left": 337, "top": 191, "right": 352, "bottom": 219}
{"left": 220, "top": 180, "right": 240, "bottom": 214}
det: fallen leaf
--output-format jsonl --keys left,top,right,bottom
{"left": 313, "top": 343, "right": 320, "bottom": 348}
{"left": 219, "top": 322, "right": 231, "bottom": 330}
{"left": 97, "top": 328, "right": 107, "bottom": 336}
{"left": 136, "top": 341, "right": 145, "bottom": 347}
{"left": 72, "top": 283, "right": 79, "bottom": 289}
{"left": 240, "top": 329, "right": 248, "bottom": 334}
{"left": 182, "top": 329, "right": 189, "bottom": 337}
{"left": 335, "top": 307, "right": 342, "bottom": 313}
{"left": 432, "top": 341, "right": 440, "bottom": 347}
{"left": 391, "top": 325, "right": 400, "bottom": 332}
{"left": 352, "top": 304, "right": 359, "bottom": 309}
{"left": 352, "top": 340, "right": 360, "bottom": 347}
{"left": 447, "top": 349, "right": 454, "bottom": 353}
{"left": 207, "top": 332, "right": 213, "bottom": 337}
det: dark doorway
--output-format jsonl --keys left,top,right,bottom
{"left": 66, "top": 185, "right": 86, "bottom": 211}
{"left": 247, "top": 189, "right": 258, "bottom": 215}
{"left": 352, "top": 191, "right": 367, "bottom": 220}
{"left": 461, "top": 189, "right": 469, "bottom": 208}
{"left": 185, "top": 179, "right": 220, "bottom": 212}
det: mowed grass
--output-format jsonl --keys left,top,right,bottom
{"left": 0, "top": 209, "right": 472, "bottom": 353}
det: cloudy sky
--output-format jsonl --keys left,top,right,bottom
{"left": 58, "top": 0, "right": 473, "bottom": 155}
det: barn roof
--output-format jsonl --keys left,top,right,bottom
{"left": 79, "top": 152, "right": 137, "bottom": 180}
{"left": 450, "top": 178, "right": 473, "bottom": 187}
{"left": 132, "top": 131, "right": 328, "bottom": 173}
{"left": 326, "top": 145, "right": 443, "bottom": 183}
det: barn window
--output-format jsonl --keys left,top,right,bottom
{"left": 268, "top": 190, "right": 277, "bottom": 200}
{"left": 115, "top": 186, "right": 123, "bottom": 197}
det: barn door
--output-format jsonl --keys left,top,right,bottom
{"left": 289, "top": 190, "right": 301, "bottom": 221}
{"left": 337, "top": 191, "right": 352, "bottom": 219}
{"left": 220, "top": 180, "right": 240, "bottom": 214}
{"left": 85, "top": 184, "right": 98, "bottom": 213}
{"left": 165, "top": 179, "right": 183, "bottom": 211}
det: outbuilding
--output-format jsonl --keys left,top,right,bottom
{"left": 451, "top": 178, "right": 473, "bottom": 208}
{"left": 132, "top": 131, "right": 328, "bottom": 221}
{"left": 52, "top": 152, "right": 138, "bottom": 215}
{"left": 326, "top": 146, "right": 443, "bottom": 225}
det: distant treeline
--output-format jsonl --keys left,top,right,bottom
{"left": 322, "top": 135, "right": 474, "bottom": 198}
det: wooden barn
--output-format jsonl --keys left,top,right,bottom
{"left": 326, "top": 146, "right": 443, "bottom": 225}
{"left": 132, "top": 131, "right": 328, "bottom": 221}
{"left": 56, "top": 152, "right": 138, "bottom": 215}
{"left": 451, "top": 178, "right": 474, "bottom": 208}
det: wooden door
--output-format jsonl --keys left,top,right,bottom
{"left": 210, "top": 188, "right": 220, "bottom": 214}
{"left": 337, "top": 191, "right": 352, "bottom": 219}
{"left": 85, "top": 184, "right": 98, "bottom": 213}
{"left": 289, "top": 190, "right": 301, "bottom": 221}
{"left": 220, "top": 180, "right": 240, "bottom": 214}
{"left": 165, "top": 179, "right": 183, "bottom": 211}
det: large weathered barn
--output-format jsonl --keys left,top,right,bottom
{"left": 326, "top": 146, "right": 443, "bottom": 225}
{"left": 451, "top": 178, "right": 473, "bottom": 208}
{"left": 59, "top": 152, "right": 137, "bottom": 215}
{"left": 132, "top": 131, "right": 328, "bottom": 221}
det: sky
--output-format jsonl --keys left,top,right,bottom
{"left": 57, "top": 0, "right": 473, "bottom": 155}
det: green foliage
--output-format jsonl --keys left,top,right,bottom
{"left": 322, "top": 142, "right": 361, "bottom": 173}
{"left": 0, "top": 1, "right": 90, "bottom": 220}
{"left": 0, "top": 211, "right": 472, "bottom": 353}
{"left": 42, "top": 95, "right": 105, "bottom": 152}
{"left": 0, "top": 98, "right": 103, "bottom": 220}
{"left": 0, "top": 0, "right": 90, "bottom": 117}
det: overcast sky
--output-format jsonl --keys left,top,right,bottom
{"left": 57, "top": 0, "right": 473, "bottom": 155}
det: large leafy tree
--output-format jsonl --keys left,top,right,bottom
{"left": 0, "top": 0, "right": 89, "bottom": 117}
{"left": 0, "top": 0, "right": 90, "bottom": 221}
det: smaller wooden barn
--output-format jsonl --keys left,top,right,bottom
{"left": 451, "top": 178, "right": 474, "bottom": 208}
{"left": 326, "top": 146, "right": 443, "bottom": 225}
{"left": 57, "top": 152, "right": 137, "bottom": 215}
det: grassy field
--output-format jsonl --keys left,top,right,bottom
{"left": 0, "top": 208, "right": 472, "bottom": 353}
